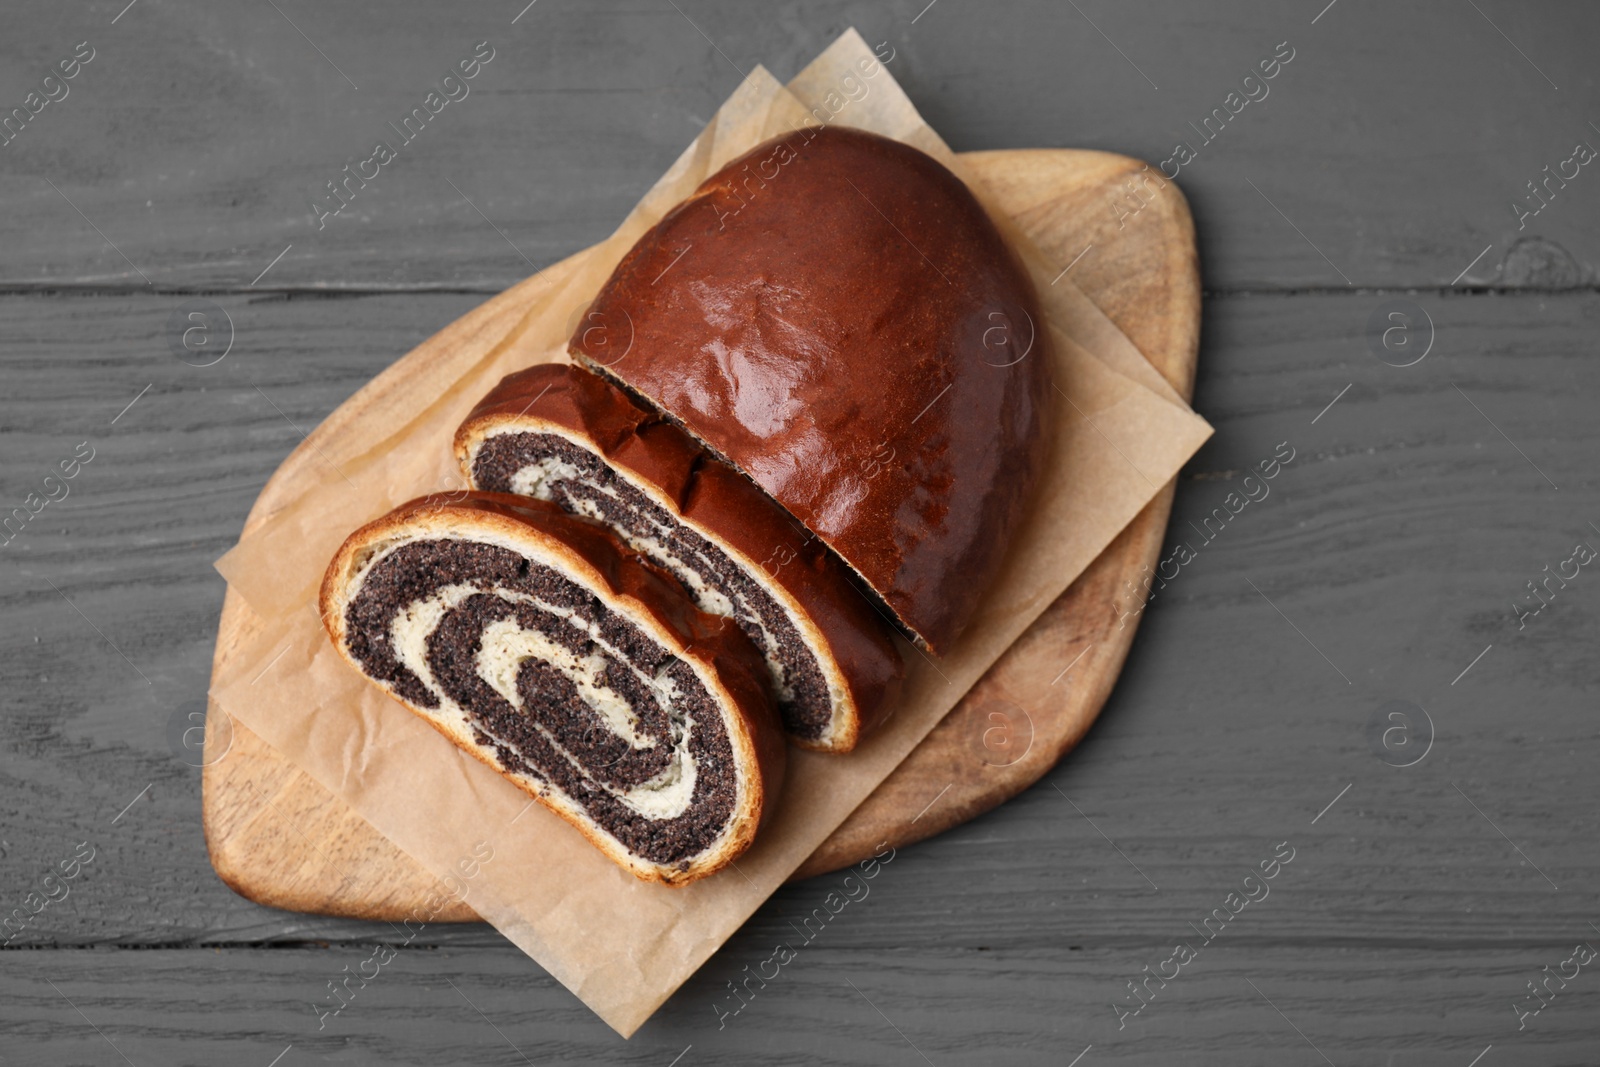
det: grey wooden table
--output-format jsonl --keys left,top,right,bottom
{"left": 3, "top": 2, "right": 1598, "bottom": 1064}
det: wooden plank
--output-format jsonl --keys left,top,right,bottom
{"left": 1, "top": 290, "right": 1597, "bottom": 948}
{"left": 0, "top": 1, "right": 1595, "bottom": 291}
{"left": 3, "top": 944, "right": 1596, "bottom": 1064}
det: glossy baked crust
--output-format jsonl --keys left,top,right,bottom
{"left": 320, "top": 492, "right": 786, "bottom": 886}
{"left": 570, "top": 126, "right": 1050, "bottom": 652}
{"left": 454, "top": 364, "right": 903, "bottom": 751}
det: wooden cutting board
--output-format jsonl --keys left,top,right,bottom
{"left": 203, "top": 147, "right": 1199, "bottom": 919}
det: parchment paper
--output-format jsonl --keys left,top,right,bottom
{"left": 211, "top": 30, "right": 1212, "bottom": 1037}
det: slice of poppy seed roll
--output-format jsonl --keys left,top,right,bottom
{"left": 453, "top": 363, "right": 903, "bottom": 753}
{"left": 320, "top": 492, "right": 785, "bottom": 886}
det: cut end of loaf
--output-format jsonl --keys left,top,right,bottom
{"left": 456, "top": 363, "right": 905, "bottom": 752}
{"left": 568, "top": 126, "right": 1052, "bottom": 655}
{"left": 576, "top": 353, "right": 930, "bottom": 655}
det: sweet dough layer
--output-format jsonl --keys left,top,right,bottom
{"left": 511, "top": 457, "right": 735, "bottom": 619}
{"left": 473, "top": 430, "right": 840, "bottom": 742}
{"left": 474, "top": 617, "right": 652, "bottom": 751}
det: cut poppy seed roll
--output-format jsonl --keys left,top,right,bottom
{"left": 454, "top": 363, "right": 902, "bottom": 753}
{"left": 570, "top": 126, "right": 1052, "bottom": 654}
{"left": 320, "top": 492, "right": 785, "bottom": 886}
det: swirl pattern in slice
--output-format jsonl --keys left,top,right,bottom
{"left": 320, "top": 493, "right": 784, "bottom": 885}
{"left": 455, "top": 364, "right": 902, "bottom": 752}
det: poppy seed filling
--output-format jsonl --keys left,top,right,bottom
{"left": 343, "top": 538, "right": 736, "bottom": 866}
{"left": 471, "top": 431, "right": 834, "bottom": 741}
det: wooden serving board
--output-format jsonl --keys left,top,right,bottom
{"left": 203, "top": 148, "right": 1199, "bottom": 919}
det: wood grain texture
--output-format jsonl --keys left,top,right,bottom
{"left": 0, "top": 1, "right": 1596, "bottom": 292}
{"left": 200, "top": 145, "right": 1200, "bottom": 918}
{"left": 4, "top": 945, "right": 1598, "bottom": 1066}
{"left": 5, "top": 2, "right": 1600, "bottom": 1061}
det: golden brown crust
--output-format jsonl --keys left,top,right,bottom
{"left": 454, "top": 363, "right": 902, "bottom": 751}
{"left": 319, "top": 491, "right": 785, "bottom": 886}
{"left": 569, "top": 126, "right": 1051, "bottom": 653}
